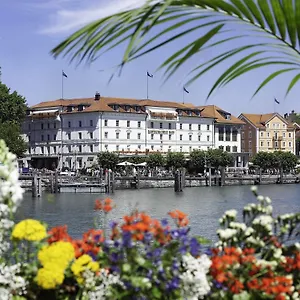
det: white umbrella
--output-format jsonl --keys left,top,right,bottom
{"left": 135, "top": 162, "right": 147, "bottom": 167}
{"left": 117, "top": 161, "right": 134, "bottom": 166}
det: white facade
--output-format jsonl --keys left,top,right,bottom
{"left": 214, "top": 125, "right": 242, "bottom": 153}
{"left": 21, "top": 98, "right": 243, "bottom": 170}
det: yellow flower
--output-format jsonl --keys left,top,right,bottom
{"left": 71, "top": 254, "right": 99, "bottom": 283}
{"left": 12, "top": 219, "right": 47, "bottom": 241}
{"left": 36, "top": 265, "right": 64, "bottom": 289}
{"left": 38, "top": 241, "right": 75, "bottom": 270}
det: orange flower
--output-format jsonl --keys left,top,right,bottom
{"left": 94, "top": 198, "right": 114, "bottom": 213}
{"left": 168, "top": 210, "right": 189, "bottom": 227}
{"left": 94, "top": 199, "right": 102, "bottom": 210}
{"left": 48, "top": 225, "right": 72, "bottom": 244}
{"left": 229, "top": 279, "right": 244, "bottom": 294}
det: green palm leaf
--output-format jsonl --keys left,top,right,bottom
{"left": 52, "top": 0, "right": 300, "bottom": 98}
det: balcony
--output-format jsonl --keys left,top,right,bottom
{"left": 272, "top": 136, "right": 283, "bottom": 141}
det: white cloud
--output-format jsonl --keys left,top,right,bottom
{"left": 39, "top": 0, "right": 148, "bottom": 35}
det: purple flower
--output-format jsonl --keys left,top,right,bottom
{"left": 190, "top": 237, "right": 200, "bottom": 256}
{"left": 143, "top": 232, "right": 152, "bottom": 243}
{"left": 110, "top": 252, "right": 119, "bottom": 263}
{"left": 122, "top": 231, "right": 132, "bottom": 248}
{"left": 166, "top": 276, "right": 180, "bottom": 291}
{"left": 161, "top": 218, "right": 168, "bottom": 226}
{"left": 109, "top": 221, "right": 118, "bottom": 229}
{"left": 110, "top": 265, "right": 120, "bottom": 274}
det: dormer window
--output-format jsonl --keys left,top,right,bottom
{"left": 67, "top": 106, "right": 73, "bottom": 112}
{"left": 226, "top": 114, "right": 231, "bottom": 120}
{"left": 195, "top": 110, "right": 200, "bottom": 116}
{"left": 78, "top": 105, "right": 85, "bottom": 111}
{"left": 125, "top": 105, "right": 130, "bottom": 112}
{"left": 187, "top": 110, "right": 192, "bottom": 116}
{"left": 135, "top": 106, "right": 140, "bottom": 112}
{"left": 113, "top": 104, "right": 119, "bottom": 111}
{"left": 177, "top": 110, "right": 182, "bottom": 116}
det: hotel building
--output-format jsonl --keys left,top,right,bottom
{"left": 21, "top": 93, "right": 245, "bottom": 169}
{"left": 239, "top": 113, "right": 296, "bottom": 156}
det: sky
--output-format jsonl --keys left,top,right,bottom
{"left": 1, "top": 0, "right": 300, "bottom": 117}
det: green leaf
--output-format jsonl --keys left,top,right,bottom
{"left": 244, "top": 0, "right": 265, "bottom": 28}
{"left": 270, "top": 0, "right": 286, "bottom": 40}
{"left": 285, "top": 73, "right": 300, "bottom": 97}
{"left": 258, "top": 0, "right": 276, "bottom": 34}
{"left": 282, "top": 0, "right": 297, "bottom": 47}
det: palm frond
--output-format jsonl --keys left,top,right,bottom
{"left": 52, "top": 0, "right": 300, "bottom": 98}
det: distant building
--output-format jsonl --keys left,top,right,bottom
{"left": 21, "top": 93, "right": 245, "bottom": 170}
{"left": 239, "top": 113, "right": 296, "bottom": 157}
{"left": 284, "top": 110, "right": 300, "bottom": 156}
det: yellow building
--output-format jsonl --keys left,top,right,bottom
{"left": 239, "top": 113, "right": 296, "bottom": 155}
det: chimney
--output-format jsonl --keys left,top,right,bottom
{"left": 95, "top": 92, "right": 100, "bottom": 101}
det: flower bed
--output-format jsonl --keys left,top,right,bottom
{"left": 0, "top": 140, "right": 299, "bottom": 299}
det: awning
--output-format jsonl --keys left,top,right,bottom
{"left": 30, "top": 109, "right": 59, "bottom": 119}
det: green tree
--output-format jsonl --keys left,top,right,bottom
{"left": 0, "top": 81, "right": 27, "bottom": 124}
{"left": 189, "top": 150, "right": 206, "bottom": 173}
{"left": 207, "top": 149, "right": 233, "bottom": 169}
{"left": 97, "top": 151, "right": 119, "bottom": 170}
{"left": 52, "top": 1, "right": 300, "bottom": 98}
{"left": 166, "top": 152, "right": 185, "bottom": 170}
{"left": 274, "top": 151, "right": 298, "bottom": 172}
{"left": 0, "top": 122, "right": 27, "bottom": 158}
{"left": 252, "top": 152, "right": 275, "bottom": 171}
{"left": 0, "top": 80, "right": 27, "bottom": 157}
{"left": 147, "top": 153, "right": 165, "bottom": 168}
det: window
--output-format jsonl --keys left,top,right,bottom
{"left": 289, "top": 132, "right": 292, "bottom": 138}
{"left": 160, "top": 123, "right": 163, "bottom": 129}
{"left": 283, "top": 142, "right": 286, "bottom": 147}
{"left": 78, "top": 145, "right": 82, "bottom": 153}
{"left": 219, "top": 146, "right": 224, "bottom": 150}
{"left": 68, "top": 133, "right": 71, "bottom": 140}
{"left": 226, "top": 146, "right": 230, "bottom": 152}
{"left": 116, "top": 120, "right": 119, "bottom": 127}
{"left": 207, "top": 135, "right": 210, "bottom": 141}
{"left": 249, "top": 141, "right": 252, "bottom": 148}
{"left": 274, "top": 131, "right": 278, "bottom": 139}
{"left": 289, "top": 142, "right": 292, "bottom": 147}
{"left": 104, "top": 120, "right": 108, "bottom": 126}
{"left": 41, "top": 123, "right": 44, "bottom": 130}
{"left": 273, "top": 124, "right": 275, "bottom": 128}
{"left": 283, "top": 124, "right": 286, "bottom": 128}
{"left": 68, "top": 146, "right": 71, "bottom": 153}
{"left": 275, "top": 141, "right": 278, "bottom": 148}
{"left": 151, "top": 145, "right": 154, "bottom": 150}
{"left": 127, "top": 121, "right": 130, "bottom": 127}
{"left": 207, "top": 125, "right": 210, "bottom": 131}
{"left": 242, "top": 132, "right": 244, "bottom": 139}
{"left": 104, "top": 132, "right": 108, "bottom": 138}
{"left": 160, "top": 134, "right": 163, "bottom": 140}
{"left": 28, "top": 135, "right": 31, "bottom": 142}
{"left": 198, "top": 135, "right": 201, "bottom": 141}
{"left": 138, "top": 121, "right": 141, "bottom": 128}
{"left": 41, "top": 135, "right": 44, "bottom": 141}
{"left": 180, "top": 146, "right": 183, "bottom": 152}
{"left": 267, "top": 132, "right": 270, "bottom": 138}
{"left": 68, "top": 121, "right": 71, "bottom": 128}
{"left": 226, "top": 128, "right": 231, "bottom": 141}
{"left": 47, "top": 147, "right": 50, "bottom": 154}
{"left": 116, "top": 145, "right": 119, "bottom": 151}
{"left": 151, "top": 122, "right": 154, "bottom": 128}
{"left": 79, "top": 121, "right": 82, "bottom": 127}
{"left": 189, "top": 146, "right": 192, "bottom": 152}
{"left": 138, "top": 145, "right": 141, "bottom": 150}
{"left": 89, "top": 132, "right": 93, "bottom": 139}
{"left": 105, "top": 145, "right": 108, "bottom": 150}
{"left": 78, "top": 132, "right": 82, "bottom": 139}
{"left": 127, "top": 133, "right": 130, "bottom": 139}
{"left": 249, "top": 131, "right": 252, "bottom": 138}
{"left": 151, "top": 134, "right": 154, "bottom": 140}
{"left": 90, "top": 120, "right": 93, "bottom": 126}
{"left": 267, "top": 141, "right": 270, "bottom": 147}
{"left": 54, "top": 123, "right": 56, "bottom": 129}
{"left": 260, "top": 132, "right": 263, "bottom": 137}
{"left": 180, "top": 134, "right": 183, "bottom": 141}
{"left": 169, "top": 123, "right": 171, "bottom": 129}
{"left": 138, "top": 133, "right": 141, "bottom": 140}
{"left": 28, "top": 124, "right": 31, "bottom": 130}
{"left": 232, "top": 130, "right": 237, "bottom": 142}
{"left": 47, "top": 134, "right": 50, "bottom": 141}
{"left": 53, "top": 146, "right": 56, "bottom": 154}
{"left": 219, "top": 128, "right": 224, "bottom": 141}
{"left": 116, "top": 132, "right": 119, "bottom": 139}
{"left": 90, "top": 145, "right": 93, "bottom": 153}
{"left": 180, "top": 123, "right": 183, "bottom": 130}
{"left": 189, "top": 135, "right": 192, "bottom": 141}
{"left": 169, "top": 134, "right": 172, "bottom": 140}
{"left": 47, "top": 123, "right": 50, "bottom": 129}
{"left": 232, "top": 146, "right": 237, "bottom": 152}
{"left": 261, "top": 141, "right": 264, "bottom": 147}
{"left": 198, "top": 124, "right": 201, "bottom": 130}
{"left": 189, "top": 124, "right": 192, "bottom": 130}
{"left": 54, "top": 134, "right": 56, "bottom": 140}
{"left": 41, "top": 147, "right": 44, "bottom": 154}
{"left": 283, "top": 132, "right": 286, "bottom": 138}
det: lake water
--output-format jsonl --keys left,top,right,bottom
{"left": 17, "top": 185, "right": 300, "bottom": 242}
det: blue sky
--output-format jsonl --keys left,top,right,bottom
{"left": 1, "top": 0, "right": 300, "bottom": 116}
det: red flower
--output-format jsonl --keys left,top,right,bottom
{"left": 229, "top": 279, "right": 244, "bottom": 294}
{"left": 168, "top": 210, "right": 189, "bottom": 227}
{"left": 47, "top": 225, "right": 72, "bottom": 244}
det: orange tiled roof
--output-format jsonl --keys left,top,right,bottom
{"left": 240, "top": 113, "right": 294, "bottom": 129}
{"left": 197, "top": 105, "right": 245, "bottom": 125}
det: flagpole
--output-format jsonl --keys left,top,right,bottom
{"left": 182, "top": 87, "right": 184, "bottom": 104}
{"left": 146, "top": 73, "right": 149, "bottom": 99}
{"left": 62, "top": 70, "right": 64, "bottom": 100}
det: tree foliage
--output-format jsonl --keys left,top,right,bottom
{"left": 166, "top": 152, "right": 185, "bottom": 170}
{"left": 147, "top": 153, "right": 165, "bottom": 168}
{"left": 252, "top": 151, "right": 298, "bottom": 172}
{"left": 0, "top": 122, "right": 27, "bottom": 158}
{"left": 206, "top": 149, "right": 233, "bottom": 169}
{"left": 52, "top": 0, "right": 300, "bottom": 98}
{"left": 97, "top": 151, "right": 119, "bottom": 170}
{"left": 189, "top": 150, "right": 206, "bottom": 173}
{"left": 0, "top": 81, "right": 27, "bottom": 157}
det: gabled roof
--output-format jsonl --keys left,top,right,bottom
{"left": 197, "top": 105, "right": 245, "bottom": 125}
{"left": 240, "top": 113, "right": 294, "bottom": 129}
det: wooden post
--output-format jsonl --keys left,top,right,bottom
{"left": 279, "top": 167, "right": 283, "bottom": 184}
{"left": 208, "top": 166, "right": 212, "bottom": 187}
{"left": 54, "top": 171, "right": 59, "bottom": 193}
{"left": 174, "top": 170, "right": 182, "bottom": 192}
{"left": 32, "top": 172, "right": 37, "bottom": 198}
{"left": 37, "top": 176, "right": 42, "bottom": 197}
{"left": 221, "top": 167, "right": 225, "bottom": 186}
{"left": 50, "top": 173, "right": 54, "bottom": 193}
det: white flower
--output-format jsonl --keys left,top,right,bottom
{"left": 256, "top": 259, "right": 277, "bottom": 269}
{"left": 229, "top": 222, "right": 247, "bottom": 231}
{"left": 295, "top": 243, "right": 300, "bottom": 250}
{"left": 257, "top": 195, "right": 264, "bottom": 202}
{"left": 217, "top": 228, "right": 237, "bottom": 240}
{"left": 244, "top": 227, "right": 254, "bottom": 236}
{"left": 250, "top": 186, "right": 257, "bottom": 192}
{"left": 253, "top": 215, "right": 273, "bottom": 232}
{"left": 265, "top": 197, "right": 272, "bottom": 204}
{"left": 180, "top": 254, "right": 211, "bottom": 299}
{"left": 224, "top": 209, "right": 237, "bottom": 218}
